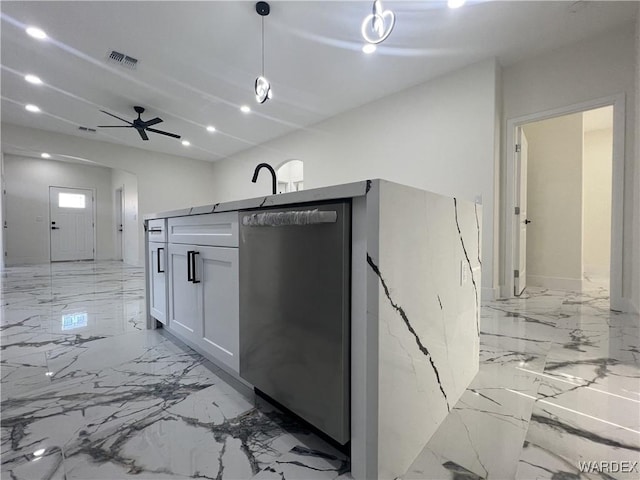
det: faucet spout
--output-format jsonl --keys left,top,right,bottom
{"left": 252, "top": 163, "right": 277, "bottom": 195}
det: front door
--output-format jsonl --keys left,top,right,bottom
{"left": 49, "top": 186, "right": 95, "bottom": 261}
{"left": 515, "top": 129, "right": 529, "bottom": 296}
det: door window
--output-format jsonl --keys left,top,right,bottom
{"left": 58, "top": 192, "right": 86, "bottom": 209}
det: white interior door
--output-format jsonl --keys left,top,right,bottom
{"left": 515, "top": 129, "right": 529, "bottom": 296}
{"left": 115, "top": 188, "right": 123, "bottom": 261}
{"left": 49, "top": 186, "right": 95, "bottom": 262}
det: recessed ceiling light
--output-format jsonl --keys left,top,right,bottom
{"left": 448, "top": 0, "right": 466, "bottom": 8}
{"left": 26, "top": 26, "right": 47, "bottom": 40}
{"left": 25, "top": 104, "right": 41, "bottom": 113}
{"left": 362, "top": 44, "right": 376, "bottom": 54}
{"left": 240, "top": 105, "right": 251, "bottom": 114}
{"left": 206, "top": 125, "right": 216, "bottom": 133}
{"left": 33, "top": 449, "right": 46, "bottom": 457}
{"left": 41, "top": 153, "right": 51, "bottom": 158}
{"left": 25, "top": 74, "right": 43, "bottom": 85}
{"left": 181, "top": 140, "right": 190, "bottom": 146}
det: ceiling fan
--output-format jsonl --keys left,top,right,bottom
{"left": 97, "top": 106, "right": 181, "bottom": 141}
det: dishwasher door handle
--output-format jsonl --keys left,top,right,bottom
{"left": 242, "top": 209, "right": 337, "bottom": 227}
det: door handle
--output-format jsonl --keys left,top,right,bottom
{"left": 51, "top": 226, "right": 60, "bottom": 230}
{"left": 157, "top": 248, "right": 164, "bottom": 274}
{"left": 524, "top": 219, "right": 532, "bottom": 225}
{"left": 190, "top": 251, "right": 200, "bottom": 284}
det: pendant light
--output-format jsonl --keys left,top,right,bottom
{"left": 361, "top": 0, "right": 395, "bottom": 45}
{"left": 255, "top": 1, "right": 272, "bottom": 104}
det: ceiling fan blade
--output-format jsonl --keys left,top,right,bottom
{"left": 137, "top": 129, "right": 149, "bottom": 141}
{"left": 143, "top": 117, "right": 163, "bottom": 127}
{"left": 99, "top": 110, "right": 133, "bottom": 125}
{"left": 147, "top": 128, "right": 181, "bottom": 139}
{"left": 97, "top": 125, "right": 134, "bottom": 128}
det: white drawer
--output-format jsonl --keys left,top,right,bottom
{"left": 147, "top": 219, "right": 167, "bottom": 243}
{"left": 168, "top": 212, "right": 238, "bottom": 247}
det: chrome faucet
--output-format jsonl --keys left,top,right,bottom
{"left": 252, "top": 163, "right": 277, "bottom": 195}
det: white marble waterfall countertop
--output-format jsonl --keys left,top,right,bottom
{"left": 144, "top": 180, "right": 372, "bottom": 220}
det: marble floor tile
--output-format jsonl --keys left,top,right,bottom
{"left": 1, "top": 351, "right": 50, "bottom": 400}
{"left": 252, "top": 439, "right": 349, "bottom": 480}
{"left": 3, "top": 262, "right": 640, "bottom": 480}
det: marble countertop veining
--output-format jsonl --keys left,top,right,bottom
{"left": 144, "top": 179, "right": 373, "bottom": 220}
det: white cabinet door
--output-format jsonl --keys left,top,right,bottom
{"left": 168, "top": 212, "right": 238, "bottom": 247}
{"left": 168, "top": 243, "right": 200, "bottom": 342}
{"left": 148, "top": 242, "right": 167, "bottom": 324}
{"left": 196, "top": 246, "right": 239, "bottom": 372}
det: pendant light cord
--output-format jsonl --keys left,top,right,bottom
{"left": 261, "top": 16, "right": 265, "bottom": 76}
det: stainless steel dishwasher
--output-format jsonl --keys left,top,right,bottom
{"left": 239, "top": 201, "right": 350, "bottom": 444}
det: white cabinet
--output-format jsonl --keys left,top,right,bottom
{"left": 167, "top": 244, "right": 199, "bottom": 337}
{"left": 148, "top": 242, "right": 168, "bottom": 324}
{"left": 147, "top": 219, "right": 168, "bottom": 325}
{"left": 168, "top": 212, "right": 238, "bottom": 247}
{"left": 148, "top": 219, "right": 167, "bottom": 242}
{"left": 167, "top": 242, "right": 239, "bottom": 373}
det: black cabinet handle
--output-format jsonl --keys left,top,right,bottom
{"left": 191, "top": 251, "right": 200, "bottom": 284}
{"left": 157, "top": 248, "right": 164, "bottom": 273}
{"left": 524, "top": 219, "right": 532, "bottom": 225}
{"left": 51, "top": 226, "right": 60, "bottom": 230}
{"left": 187, "top": 251, "right": 193, "bottom": 282}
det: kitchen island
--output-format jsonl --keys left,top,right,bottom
{"left": 144, "top": 179, "right": 481, "bottom": 480}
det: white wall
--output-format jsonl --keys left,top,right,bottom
{"left": 583, "top": 128, "right": 613, "bottom": 278}
{"left": 210, "top": 59, "right": 500, "bottom": 299}
{"left": 1, "top": 153, "right": 5, "bottom": 268}
{"left": 111, "top": 169, "right": 139, "bottom": 265}
{"left": 503, "top": 24, "right": 637, "bottom": 306}
{"left": 523, "top": 114, "right": 584, "bottom": 289}
{"left": 634, "top": 8, "right": 640, "bottom": 312}
{"left": 1, "top": 124, "right": 218, "bottom": 266}
{"left": 4, "top": 155, "right": 115, "bottom": 265}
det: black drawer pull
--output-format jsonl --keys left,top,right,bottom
{"left": 191, "top": 251, "right": 200, "bottom": 284}
{"left": 157, "top": 248, "right": 164, "bottom": 273}
{"left": 187, "top": 251, "right": 193, "bottom": 282}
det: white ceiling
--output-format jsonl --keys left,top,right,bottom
{"left": 1, "top": 1, "right": 637, "bottom": 162}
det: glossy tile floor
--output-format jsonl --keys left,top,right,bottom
{"left": 1, "top": 262, "right": 639, "bottom": 479}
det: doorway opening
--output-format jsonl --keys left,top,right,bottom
{"left": 49, "top": 186, "right": 96, "bottom": 262}
{"left": 505, "top": 95, "right": 624, "bottom": 311}
{"left": 115, "top": 187, "right": 124, "bottom": 261}
{"left": 276, "top": 160, "right": 304, "bottom": 194}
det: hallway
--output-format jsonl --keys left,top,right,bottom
{"left": 1, "top": 262, "right": 639, "bottom": 479}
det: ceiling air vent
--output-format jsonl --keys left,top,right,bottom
{"left": 106, "top": 50, "right": 138, "bottom": 70}
{"left": 78, "top": 126, "right": 97, "bottom": 133}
